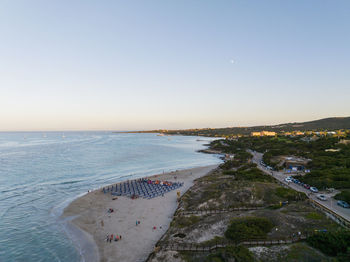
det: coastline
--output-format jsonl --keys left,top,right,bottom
{"left": 62, "top": 164, "right": 219, "bottom": 262}
{"left": 64, "top": 219, "right": 100, "bottom": 262}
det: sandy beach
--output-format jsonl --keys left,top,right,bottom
{"left": 62, "top": 164, "right": 218, "bottom": 262}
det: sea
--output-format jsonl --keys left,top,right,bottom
{"left": 0, "top": 132, "right": 222, "bottom": 262}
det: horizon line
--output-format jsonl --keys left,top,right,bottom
{"left": 0, "top": 116, "right": 348, "bottom": 133}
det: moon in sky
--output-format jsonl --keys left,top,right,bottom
{"left": 230, "top": 59, "right": 235, "bottom": 64}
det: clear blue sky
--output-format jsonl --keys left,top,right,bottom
{"left": 1, "top": 0, "right": 349, "bottom": 131}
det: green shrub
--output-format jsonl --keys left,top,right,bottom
{"left": 220, "top": 160, "right": 241, "bottom": 170}
{"left": 204, "top": 245, "right": 254, "bottom": 262}
{"left": 225, "top": 216, "right": 274, "bottom": 242}
{"left": 305, "top": 212, "right": 323, "bottom": 220}
{"left": 172, "top": 215, "right": 200, "bottom": 228}
{"left": 238, "top": 163, "right": 257, "bottom": 170}
{"left": 234, "top": 167, "right": 274, "bottom": 182}
{"left": 204, "top": 254, "right": 224, "bottom": 262}
{"left": 227, "top": 245, "right": 255, "bottom": 262}
{"left": 223, "top": 170, "right": 236, "bottom": 176}
{"left": 307, "top": 230, "right": 350, "bottom": 257}
{"left": 267, "top": 204, "right": 283, "bottom": 210}
{"left": 234, "top": 151, "right": 253, "bottom": 162}
{"left": 335, "top": 190, "right": 350, "bottom": 203}
{"left": 275, "top": 187, "right": 306, "bottom": 201}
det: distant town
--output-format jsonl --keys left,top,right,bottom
{"left": 126, "top": 117, "right": 350, "bottom": 139}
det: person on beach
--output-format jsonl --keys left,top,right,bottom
{"left": 120, "top": 235, "right": 122, "bottom": 240}
{"left": 110, "top": 234, "right": 113, "bottom": 243}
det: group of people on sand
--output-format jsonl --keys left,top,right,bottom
{"left": 143, "top": 178, "right": 173, "bottom": 186}
{"left": 106, "top": 234, "right": 122, "bottom": 243}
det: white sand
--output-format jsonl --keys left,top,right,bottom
{"left": 63, "top": 165, "right": 218, "bottom": 262}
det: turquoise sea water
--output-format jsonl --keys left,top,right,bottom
{"left": 0, "top": 132, "right": 221, "bottom": 262}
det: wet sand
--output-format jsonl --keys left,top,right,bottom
{"left": 62, "top": 164, "right": 218, "bottom": 262}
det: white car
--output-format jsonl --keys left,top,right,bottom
{"left": 310, "top": 187, "right": 319, "bottom": 193}
{"left": 317, "top": 194, "right": 327, "bottom": 201}
{"left": 285, "top": 177, "right": 293, "bottom": 183}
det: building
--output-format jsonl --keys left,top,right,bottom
{"left": 251, "top": 132, "right": 262, "bottom": 137}
{"left": 283, "top": 156, "right": 310, "bottom": 172}
{"left": 261, "top": 131, "right": 276, "bottom": 136}
{"left": 283, "top": 131, "right": 304, "bottom": 136}
{"left": 251, "top": 131, "right": 276, "bottom": 137}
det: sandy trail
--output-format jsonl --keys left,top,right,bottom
{"left": 63, "top": 164, "right": 218, "bottom": 262}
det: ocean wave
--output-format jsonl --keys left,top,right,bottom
{"left": 51, "top": 180, "right": 83, "bottom": 186}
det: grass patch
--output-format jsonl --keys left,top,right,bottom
{"left": 199, "top": 236, "right": 225, "bottom": 246}
{"left": 275, "top": 187, "right": 306, "bottom": 201}
{"left": 225, "top": 216, "right": 274, "bottom": 242}
{"left": 171, "top": 215, "right": 200, "bottom": 228}
{"left": 305, "top": 212, "right": 323, "bottom": 220}
{"left": 267, "top": 204, "right": 283, "bottom": 210}
{"left": 233, "top": 167, "right": 275, "bottom": 182}
{"left": 223, "top": 170, "right": 236, "bottom": 176}
{"left": 285, "top": 243, "right": 333, "bottom": 262}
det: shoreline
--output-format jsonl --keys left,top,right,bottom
{"left": 63, "top": 218, "right": 100, "bottom": 262}
{"left": 62, "top": 164, "right": 219, "bottom": 262}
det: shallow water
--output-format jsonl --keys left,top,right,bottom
{"left": 0, "top": 132, "right": 221, "bottom": 262}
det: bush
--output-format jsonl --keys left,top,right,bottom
{"left": 220, "top": 160, "right": 241, "bottom": 170}
{"left": 234, "top": 167, "right": 274, "bottom": 182}
{"left": 225, "top": 216, "right": 274, "bottom": 242}
{"left": 227, "top": 245, "right": 255, "bottom": 262}
{"left": 204, "top": 245, "right": 254, "bottom": 262}
{"left": 267, "top": 204, "right": 283, "bottom": 210}
{"left": 335, "top": 190, "right": 350, "bottom": 203}
{"left": 307, "top": 230, "right": 350, "bottom": 257}
{"left": 172, "top": 215, "right": 200, "bottom": 228}
{"left": 275, "top": 187, "right": 306, "bottom": 201}
{"left": 234, "top": 151, "right": 253, "bottom": 163}
{"left": 305, "top": 212, "right": 323, "bottom": 220}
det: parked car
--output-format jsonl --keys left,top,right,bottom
{"left": 293, "top": 179, "right": 300, "bottom": 184}
{"left": 303, "top": 184, "right": 311, "bottom": 189}
{"left": 310, "top": 187, "right": 318, "bottom": 193}
{"left": 317, "top": 194, "right": 327, "bottom": 201}
{"left": 337, "top": 200, "right": 350, "bottom": 208}
{"left": 285, "top": 177, "right": 293, "bottom": 183}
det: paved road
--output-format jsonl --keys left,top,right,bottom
{"left": 249, "top": 150, "right": 350, "bottom": 222}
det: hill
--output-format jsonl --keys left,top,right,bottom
{"left": 128, "top": 117, "right": 350, "bottom": 137}
{"left": 272, "top": 117, "right": 350, "bottom": 131}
